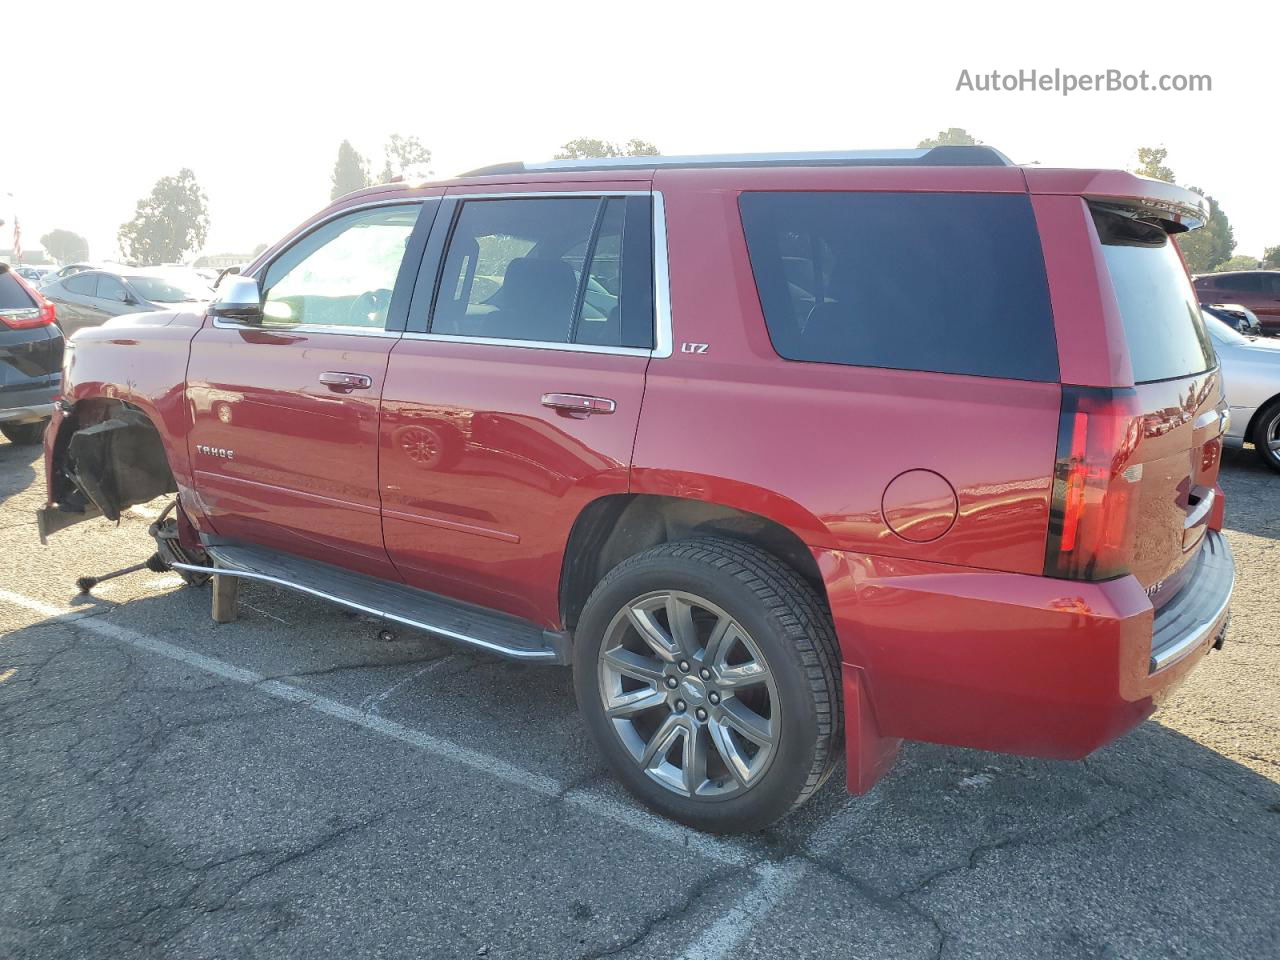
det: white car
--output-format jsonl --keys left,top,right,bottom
{"left": 1207, "top": 312, "right": 1280, "bottom": 472}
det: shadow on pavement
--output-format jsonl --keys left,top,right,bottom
{"left": 0, "top": 437, "right": 41, "bottom": 508}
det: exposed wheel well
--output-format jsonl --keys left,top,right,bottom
{"left": 558, "top": 494, "right": 827, "bottom": 631}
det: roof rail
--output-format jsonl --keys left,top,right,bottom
{"left": 458, "top": 145, "right": 1012, "bottom": 178}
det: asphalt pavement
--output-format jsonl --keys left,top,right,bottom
{"left": 1, "top": 436, "right": 1277, "bottom": 960}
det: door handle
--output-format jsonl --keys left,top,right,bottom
{"left": 319, "top": 371, "right": 373, "bottom": 391}
{"left": 541, "top": 393, "right": 616, "bottom": 417}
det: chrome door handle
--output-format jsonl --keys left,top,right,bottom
{"left": 541, "top": 393, "right": 616, "bottom": 417}
{"left": 319, "top": 371, "right": 373, "bottom": 391}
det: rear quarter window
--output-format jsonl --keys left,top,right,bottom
{"left": 0, "top": 270, "right": 37, "bottom": 310}
{"left": 738, "top": 191, "right": 1059, "bottom": 381}
{"left": 1092, "top": 207, "right": 1215, "bottom": 384}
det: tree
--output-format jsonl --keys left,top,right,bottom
{"left": 1215, "top": 254, "right": 1261, "bottom": 272}
{"left": 117, "top": 169, "right": 209, "bottom": 265}
{"left": 1263, "top": 246, "right": 1280, "bottom": 269}
{"left": 1134, "top": 146, "right": 1175, "bottom": 182}
{"left": 917, "top": 128, "right": 980, "bottom": 148}
{"left": 553, "top": 137, "right": 660, "bottom": 160}
{"left": 376, "top": 134, "right": 432, "bottom": 183}
{"left": 1176, "top": 187, "right": 1235, "bottom": 273}
{"left": 330, "top": 140, "right": 370, "bottom": 200}
{"left": 39, "top": 229, "right": 89, "bottom": 264}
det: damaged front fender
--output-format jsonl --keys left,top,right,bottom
{"left": 38, "top": 407, "right": 177, "bottom": 543}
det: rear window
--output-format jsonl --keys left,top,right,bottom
{"left": 0, "top": 270, "right": 37, "bottom": 310}
{"left": 738, "top": 191, "right": 1059, "bottom": 381}
{"left": 1092, "top": 207, "right": 1215, "bottom": 384}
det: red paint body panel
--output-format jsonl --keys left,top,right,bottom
{"left": 379, "top": 338, "right": 646, "bottom": 626}
{"left": 186, "top": 324, "right": 400, "bottom": 579}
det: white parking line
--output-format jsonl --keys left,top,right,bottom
{"left": 0, "top": 587, "right": 753, "bottom": 867}
{"left": 676, "top": 793, "right": 884, "bottom": 960}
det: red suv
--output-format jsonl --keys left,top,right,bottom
{"left": 1193, "top": 270, "right": 1280, "bottom": 335}
{"left": 39, "top": 146, "right": 1234, "bottom": 832}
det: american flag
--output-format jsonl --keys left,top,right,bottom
{"left": 11, "top": 217, "right": 20, "bottom": 263}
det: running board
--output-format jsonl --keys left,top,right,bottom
{"left": 171, "top": 542, "right": 568, "bottom": 664}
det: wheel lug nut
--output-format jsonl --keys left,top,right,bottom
{"left": 699, "top": 668, "right": 711, "bottom": 680}
{"left": 675, "top": 700, "right": 686, "bottom": 712}
{"left": 665, "top": 676, "right": 679, "bottom": 689}
{"left": 709, "top": 692, "right": 720, "bottom": 704}
{"left": 695, "top": 707, "right": 708, "bottom": 721}
{"left": 678, "top": 660, "right": 690, "bottom": 673}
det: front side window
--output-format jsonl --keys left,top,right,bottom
{"left": 261, "top": 204, "right": 420, "bottom": 329}
{"left": 128, "top": 273, "right": 210, "bottom": 303}
{"left": 431, "top": 196, "right": 633, "bottom": 347}
{"left": 97, "top": 275, "right": 130, "bottom": 302}
{"left": 739, "top": 191, "right": 1059, "bottom": 381}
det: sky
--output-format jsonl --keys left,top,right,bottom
{"left": 3, "top": 0, "right": 1276, "bottom": 262}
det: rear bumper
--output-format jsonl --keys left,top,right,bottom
{"left": 0, "top": 382, "right": 57, "bottom": 424}
{"left": 817, "top": 531, "right": 1234, "bottom": 787}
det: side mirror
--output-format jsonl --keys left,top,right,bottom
{"left": 209, "top": 275, "right": 263, "bottom": 325}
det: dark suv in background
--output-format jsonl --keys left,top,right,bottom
{"left": 0, "top": 265, "right": 62, "bottom": 444}
{"left": 1193, "top": 271, "right": 1280, "bottom": 335}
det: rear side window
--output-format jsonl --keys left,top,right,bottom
{"left": 1092, "top": 207, "right": 1215, "bottom": 384}
{"left": 738, "top": 192, "right": 1059, "bottom": 381}
{"left": 64, "top": 273, "right": 98, "bottom": 296}
{"left": 431, "top": 196, "right": 653, "bottom": 349}
{"left": 0, "top": 270, "right": 37, "bottom": 310}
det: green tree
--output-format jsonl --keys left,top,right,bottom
{"left": 117, "top": 169, "right": 209, "bottom": 265}
{"left": 1263, "top": 245, "right": 1280, "bottom": 269}
{"left": 553, "top": 137, "right": 660, "bottom": 160}
{"left": 1134, "top": 146, "right": 1175, "bottom": 182}
{"left": 1215, "top": 254, "right": 1261, "bottom": 272}
{"left": 330, "top": 140, "right": 370, "bottom": 200}
{"left": 917, "top": 128, "right": 980, "bottom": 148}
{"left": 1176, "top": 187, "right": 1235, "bottom": 273}
{"left": 376, "top": 134, "right": 432, "bottom": 183}
{"left": 39, "top": 228, "right": 89, "bottom": 264}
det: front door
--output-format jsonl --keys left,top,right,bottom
{"left": 379, "top": 189, "right": 657, "bottom": 625}
{"left": 187, "top": 200, "right": 430, "bottom": 579}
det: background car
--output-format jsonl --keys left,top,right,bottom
{"left": 1205, "top": 311, "right": 1280, "bottom": 472}
{"left": 12, "top": 265, "right": 53, "bottom": 285}
{"left": 1193, "top": 271, "right": 1280, "bottom": 335}
{"left": 37, "top": 262, "right": 97, "bottom": 288}
{"left": 41, "top": 267, "right": 213, "bottom": 337}
{"left": 0, "top": 265, "right": 63, "bottom": 445}
{"left": 1202, "top": 302, "right": 1263, "bottom": 335}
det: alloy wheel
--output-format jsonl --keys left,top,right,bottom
{"left": 597, "top": 590, "right": 779, "bottom": 799}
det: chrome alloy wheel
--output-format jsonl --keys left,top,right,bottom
{"left": 597, "top": 590, "right": 779, "bottom": 799}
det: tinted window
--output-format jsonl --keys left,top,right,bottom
{"left": 1217, "top": 274, "right": 1262, "bottom": 292}
{"left": 739, "top": 192, "right": 1058, "bottom": 381}
{"left": 0, "top": 270, "right": 37, "bottom": 309}
{"left": 128, "top": 273, "right": 209, "bottom": 303}
{"left": 432, "top": 197, "right": 633, "bottom": 347}
{"left": 97, "top": 275, "right": 130, "bottom": 302}
{"left": 64, "top": 273, "right": 98, "bottom": 296}
{"left": 1093, "top": 208, "right": 1215, "bottom": 383}
{"left": 262, "top": 204, "right": 419, "bottom": 328}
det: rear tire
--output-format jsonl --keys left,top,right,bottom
{"left": 573, "top": 537, "right": 842, "bottom": 833}
{"left": 1251, "top": 400, "right": 1280, "bottom": 474}
{"left": 0, "top": 418, "right": 49, "bottom": 445}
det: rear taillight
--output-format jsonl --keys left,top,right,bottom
{"left": 0, "top": 300, "right": 56, "bottom": 330}
{"left": 1044, "top": 386, "right": 1143, "bottom": 581}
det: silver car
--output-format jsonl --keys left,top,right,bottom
{"left": 1206, "top": 312, "right": 1280, "bottom": 472}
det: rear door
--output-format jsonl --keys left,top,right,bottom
{"left": 54, "top": 272, "right": 101, "bottom": 336}
{"left": 1091, "top": 205, "right": 1224, "bottom": 604}
{"left": 378, "top": 188, "right": 656, "bottom": 625}
{"left": 186, "top": 199, "right": 435, "bottom": 579}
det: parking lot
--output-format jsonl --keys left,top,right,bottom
{"left": 1, "top": 438, "right": 1277, "bottom": 960}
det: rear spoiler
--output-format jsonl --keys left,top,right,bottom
{"left": 1023, "top": 168, "right": 1208, "bottom": 233}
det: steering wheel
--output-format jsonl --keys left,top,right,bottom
{"left": 347, "top": 288, "right": 391, "bottom": 326}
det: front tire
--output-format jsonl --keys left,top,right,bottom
{"left": 1252, "top": 400, "right": 1280, "bottom": 474}
{"left": 573, "top": 537, "right": 842, "bottom": 833}
{"left": 0, "top": 418, "right": 49, "bottom": 445}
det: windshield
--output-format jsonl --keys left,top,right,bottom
{"left": 128, "top": 273, "right": 212, "bottom": 303}
{"left": 1204, "top": 311, "right": 1249, "bottom": 345}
